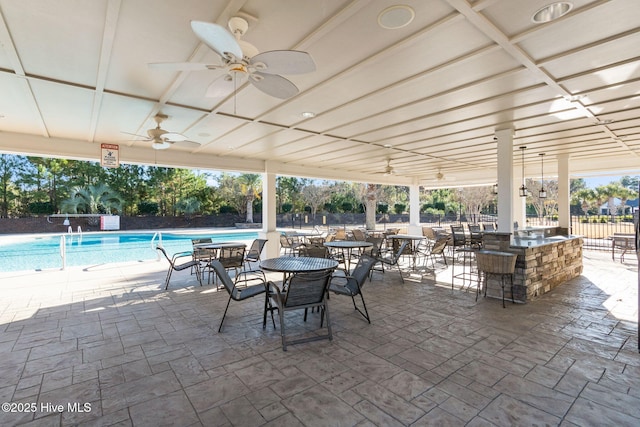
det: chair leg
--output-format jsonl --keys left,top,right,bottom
{"left": 164, "top": 269, "right": 173, "bottom": 290}
{"left": 396, "top": 264, "right": 404, "bottom": 283}
{"left": 324, "top": 299, "right": 333, "bottom": 341}
{"left": 279, "top": 308, "right": 287, "bottom": 351}
{"left": 355, "top": 293, "right": 371, "bottom": 323}
{"left": 218, "top": 295, "right": 233, "bottom": 332}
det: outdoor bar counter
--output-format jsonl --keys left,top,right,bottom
{"left": 481, "top": 229, "right": 583, "bottom": 303}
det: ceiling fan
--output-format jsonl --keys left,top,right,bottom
{"left": 149, "top": 16, "right": 316, "bottom": 99}
{"left": 426, "top": 170, "right": 456, "bottom": 182}
{"left": 126, "top": 114, "right": 201, "bottom": 150}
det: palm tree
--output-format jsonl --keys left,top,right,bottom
{"left": 61, "top": 183, "right": 123, "bottom": 218}
{"left": 237, "top": 174, "right": 262, "bottom": 223}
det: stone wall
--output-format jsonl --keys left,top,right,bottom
{"left": 484, "top": 237, "right": 583, "bottom": 303}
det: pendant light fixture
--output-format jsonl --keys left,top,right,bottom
{"left": 492, "top": 183, "right": 498, "bottom": 195}
{"left": 539, "top": 153, "right": 547, "bottom": 199}
{"left": 519, "top": 146, "right": 527, "bottom": 197}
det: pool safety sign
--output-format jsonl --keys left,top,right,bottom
{"left": 100, "top": 143, "right": 119, "bottom": 168}
{"left": 100, "top": 215, "right": 120, "bottom": 230}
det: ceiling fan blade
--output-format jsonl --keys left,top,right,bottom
{"left": 173, "top": 140, "right": 201, "bottom": 149}
{"left": 250, "top": 50, "right": 316, "bottom": 75}
{"left": 148, "top": 62, "right": 220, "bottom": 71}
{"left": 191, "top": 21, "right": 243, "bottom": 61}
{"left": 121, "top": 131, "right": 150, "bottom": 141}
{"left": 249, "top": 72, "right": 299, "bottom": 99}
{"left": 162, "top": 132, "right": 187, "bottom": 142}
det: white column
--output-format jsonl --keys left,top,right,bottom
{"left": 408, "top": 179, "right": 422, "bottom": 235}
{"left": 495, "top": 128, "right": 514, "bottom": 233}
{"left": 557, "top": 153, "right": 571, "bottom": 232}
{"left": 261, "top": 161, "right": 280, "bottom": 259}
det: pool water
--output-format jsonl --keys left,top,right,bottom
{"left": 0, "top": 231, "right": 258, "bottom": 272}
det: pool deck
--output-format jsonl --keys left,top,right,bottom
{"left": 0, "top": 250, "right": 638, "bottom": 426}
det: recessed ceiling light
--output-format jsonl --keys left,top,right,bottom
{"left": 378, "top": 5, "right": 415, "bottom": 29}
{"left": 532, "top": 2, "right": 573, "bottom": 23}
{"left": 301, "top": 111, "right": 315, "bottom": 118}
{"left": 383, "top": 144, "right": 393, "bottom": 148}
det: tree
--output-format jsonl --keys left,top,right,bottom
{"left": 452, "top": 186, "right": 494, "bottom": 223}
{"left": 60, "top": 183, "right": 123, "bottom": 217}
{"left": 237, "top": 174, "right": 262, "bottom": 223}
{"left": 301, "top": 183, "right": 330, "bottom": 218}
{"left": 596, "top": 183, "right": 632, "bottom": 217}
{"left": 0, "top": 154, "right": 26, "bottom": 217}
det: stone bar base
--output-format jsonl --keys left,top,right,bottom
{"left": 484, "top": 236, "right": 583, "bottom": 303}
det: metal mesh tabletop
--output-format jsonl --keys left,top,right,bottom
{"left": 260, "top": 257, "right": 338, "bottom": 273}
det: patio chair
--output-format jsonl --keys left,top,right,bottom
{"left": 191, "top": 238, "right": 213, "bottom": 276}
{"left": 376, "top": 240, "right": 409, "bottom": 283}
{"left": 217, "top": 245, "right": 246, "bottom": 282}
{"left": 210, "top": 260, "right": 273, "bottom": 332}
{"left": 351, "top": 228, "right": 367, "bottom": 241}
{"left": 299, "top": 243, "right": 331, "bottom": 258}
{"left": 468, "top": 224, "right": 483, "bottom": 249}
{"left": 280, "top": 234, "right": 303, "bottom": 256}
{"left": 419, "top": 236, "right": 448, "bottom": 269}
{"left": 334, "top": 229, "right": 348, "bottom": 241}
{"left": 156, "top": 246, "right": 203, "bottom": 290}
{"left": 482, "top": 222, "right": 496, "bottom": 232}
{"left": 236, "top": 239, "right": 268, "bottom": 286}
{"left": 268, "top": 270, "right": 333, "bottom": 351}
{"left": 329, "top": 255, "right": 377, "bottom": 323}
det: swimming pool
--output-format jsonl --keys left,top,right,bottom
{"left": 0, "top": 230, "right": 259, "bottom": 272}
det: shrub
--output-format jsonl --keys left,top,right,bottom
{"left": 137, "top": 201, "right": 158, "bottom": 215}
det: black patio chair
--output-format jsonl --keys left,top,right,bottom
{"left": 268, "top": 269, "right": 333, "bottom": 351}
{"left": 210, "top": 260, "right": 273, "bottom": 332}
{"left": 156, "top": 246, "right": 203, "bottom": 290}
{"left": 376, "top": 240, "right": 409, "bottom": 283}
{"left": 236, "top": 238, "right": 268, "bottom": 286}
{"left": 329, "top": 255, "right": 377, "bottom": 323}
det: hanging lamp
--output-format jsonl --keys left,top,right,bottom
{"left": 539, "top": 153, "right": 547, "bottom": 199}
{"left": 519, "top": 146, "right": 527, "bottom": 197}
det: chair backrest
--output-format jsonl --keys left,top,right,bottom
{"left": 284, "top": 270, "right": 332, "bottom": 308}
{"left": 430, "top": 237, "right": 448, "bottom": 255}
{"left": 324, "top": 233, "right": 336, "bottom": 243}
{"left": 279, "top": 234, "right": 292, "bottom": 248}
{"left": 351, "top": 229, "right": 367, "bottom": 241}
{"left": 334, "top": 229, "right": 347, "bottom": 240}
{"left": 389, "top": 240, "right": 409, "bottom": 264}
{"left": 450, "top": 225, "right": 466, "bottom": 247}
{"left": 219, "top": 246, "right": 245, "bottom": 268}
{"left": 422, "top": 226, "right": 436, "bottom": 240}
{"left": 482, "top": 223, "right": 496, "bottom": 231}
{"left": 392, "top": 238, "right": 412, "bottom": 255}
{"left": 156, "top": 246, "right": 173, "bottom": 266}
{"left": 192, "top": 238, "right": 213, "bottom": 259}
{"left": 246, "top": 239, "right": 267, "bottom": 261}
{"left": 300, "top": 244, "right": 330, "bottom": 258}
{"left": 365, "top": 236, "right": 383, "bottom": 257}
{"left": 209, "top": 260, "right": 237, "bottom": 298}
{"left": 350, "top": 255, "right": 377, "bottom": 291}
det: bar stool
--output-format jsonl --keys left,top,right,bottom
{"left": 475, "top": 250, "right": 517, "bottom": 308}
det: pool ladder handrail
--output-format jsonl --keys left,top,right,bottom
{"left": 59, "top": 234, "right": 67, "bottom": 270}
{"left": 151, "top": 232, "right": 163, "bottom": 260}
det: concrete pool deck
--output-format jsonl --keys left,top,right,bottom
{"left": 0, "top": 250, "right": 638, "bottom": 426}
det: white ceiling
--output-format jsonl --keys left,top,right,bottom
{"left": 0, "top": 0, "right": 638, "bottom": 188}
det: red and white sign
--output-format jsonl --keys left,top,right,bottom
{"left": 100, "top": 143, "right": 119, "bottom": 168}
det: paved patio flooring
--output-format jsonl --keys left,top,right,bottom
{"left": 0, "top": 250, "right": 638, "bottom": 426}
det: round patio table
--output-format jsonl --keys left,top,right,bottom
{"left": 388, "top": 234, "right": 425, "bottom": 270}
{"left": 323, "top": 240, "right": 373, "bottom": 273}
{"left": 260, "top": 256, "right": 338, "bottom": 273}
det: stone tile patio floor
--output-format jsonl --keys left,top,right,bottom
{"left": 0, "top": 250, "right": 638, "bottom": 426}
